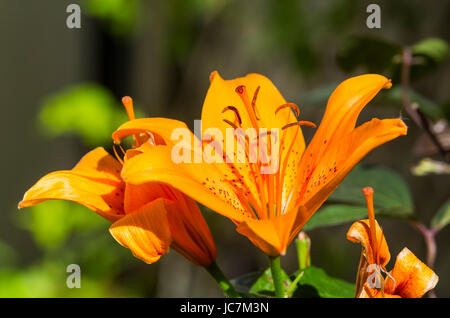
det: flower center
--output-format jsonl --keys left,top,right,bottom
{"left": 218, "top": 85, "right": 316, "bottom": 219}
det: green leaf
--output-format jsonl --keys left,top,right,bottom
{"left": 403, "top": 37, "right": 450, "bottom": 80}
{"left": 232, "top": 268, "right": 291, "bottom": 297}
{"left": 303, "top": 205, "right": 368, "bottom": 231}
{"left": 412, "top": 37, "right": 449, "bottom": 65}
{"left": 0, "top": 240, "right": 18, "bottom": 267}
{"left": 17, "top": 200, "right": 107, "bottom": 250}
{"left": 293, "top": 266, "right": 355, "bottom": 298}
{"left": 337, "top": 36, "right": 401, "bottom": 73}
{"left": 431, "top": 199, "right": 450, "bottom": 230}
{"left": 85, "top": 0, "right": 142, "bottom": 36}
{"left": 328, "top": 165, "right": 414, "bottom": 218}
{"left": 233, "top": 267, "right": 354, "bottom": 298}
{"left": 38, "top": 83, "right": 130, "bottom": 147}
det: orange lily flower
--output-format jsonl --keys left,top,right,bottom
{"left": 18, "top": 97, "right": 216, "bottom": 267}
{"left": 112, "top": 72, "right": 407, "bottom": 256}
{"left": 347, "top": 187, "right": 438, "bottom": 298}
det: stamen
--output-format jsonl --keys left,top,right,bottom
{"left": 223, "top": 119, "right": 238, "bottom": 129}
{"left": 253, "top": 130, "right": 274, "bottom": 141}
{"left": 276, "top": 125, "right": 300, "bottom": 215}
{"left": 275, "top": 103, "right": 300, "bottom": 118}
{"left": 207, "top": 133, "right": 264, "bottom": 219}
{"left": 222, "top": 106, "right": 242, "bottom": 125}
{"left": 363, "top": 187, "right": 378, "bottom": 264}
{"left": 282, "top": 121, "right": 317, "bottom": 130}
{"left": 121, "top": 96, "right": 142, "bottom": 147}
{"left": 146, "top": 131, "right": 156, "bottom": 146}
{"left": 251, "top": 86, "right": 261, "bottom": 120}
{"left": 122, "top": 96, "right": 135, "bottom": 121}
{"left": 235, "top": 85, "right": 259, "bottom": 129}
{"left": 113, "top": 144, "right": 124, "bottom": 165}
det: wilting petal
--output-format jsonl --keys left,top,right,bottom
{"left": 112, "top": 117, "right": 190, "bottom": 146}
{"left": 347, "top": 218, "right": 391, "bottom": 298}
{"left": 121, "top": 145, "right": 251, "bottom": 222}
{"left": 385, "top": 247, "right": 438, "bottom": 298}
{"left": 19, "top": 147, "right": 124, "bottom": 222}
{"left": 236, "top": 209, "right": 299, "bottom": 256}
{"left": 358, "top": 283, "right": 401, "bottom": 298}
{"left": 109, "top": 198, "right": 172, "bottom": 264}
{"left": 166, "top": 193, "right": 216, "bottom": 266}
{"left": 347, "top": 219, "right": 390, "bottom": 266}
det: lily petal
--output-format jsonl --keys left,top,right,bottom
{"left": 109, "top": 198, "right": 172, "bottom": 264}
{"left": 166, "top": 194, "right": 216, "bottom": 266}
{"left": 385, "top": 247, "right": 438, "bottom": 298}
{"left": 203, "top": 71, "right": 300, "bottom": 132}
{"left": 124, "top": 182, "right": 170, "bottom": 215}
{"left": 121, "top": 145, "right": 250, "bottom": 222}
{"left": 236, "top": 209, "right": 299, "bottom": 256}
{"left": 112, "top": 118, "right": 190, "bottom": 146}
{"left": 303, "top": 74, "right": 392, "bottom": 164}
{"left": 347, "top": 219, "right": 390, "bottom": 266}
{"left": 202, "top": 72, "right": 306, "bottom": 214}
{"left": 295, "top": 118, "right": 407, "bottom": 230}
{"left": 18, "top": 147, "right": 124, "bottom": 222}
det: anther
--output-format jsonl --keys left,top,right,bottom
{"left": 251, "top": 86, "right": 261, "bottom": 120}
{"left": 223, "top": 119, "right": 238, "bottom": 129}
{"left": 235, "top": 85, "right": 245, "bottom": 95}
{"left": 222, "top": 106, "right": 242, "bottom": 125}
{"left": 276, "top": 103, "right": 300, "bottom": 118}
{"left": 282, "top": 121, "right": 317, "bottom": 130}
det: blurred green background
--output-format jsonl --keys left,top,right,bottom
{"left": 1, "top": 0, "right": 450, "bottom": 297}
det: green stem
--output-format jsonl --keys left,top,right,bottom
{"left": 206, "top": 262, "right": 241, "bottom": 298}
{"left": 269, "top": 255, "right": 286, "bottom": 298}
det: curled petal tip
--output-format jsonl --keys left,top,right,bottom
{"left": 384, "top": 79, "right": 392, "bottom": 89}
{"left": 209, "top": 71, "right": 218, "bottom": 83}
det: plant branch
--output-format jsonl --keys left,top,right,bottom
{"left": 401, "top": 47, "right": 449, "bottom": 160}
{"left": 409, "top": 220, "right": 438, "bottom": 298}
{"left": 410, "top": 221, "right": 437, "bottom": 268}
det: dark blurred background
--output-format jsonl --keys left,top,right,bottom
{"left": 1, "top": 0, "right": 449, "bottom": 297}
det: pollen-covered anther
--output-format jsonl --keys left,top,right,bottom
{"left": 282, "top": 120, "right": 317, "bottom": 130}
{"left": 223, "top": 119, "right": 239, "bottom": 129}
{"left": 251, "top": 86, "right": 261, "bottom": 120}
{"left": 275, "top": 103, "right": 300, "bottom": 118}
{"left": 235, "top": 85, "right": 246, "bottom": 95}
{"left": 222, "top": 106, "right": 242, "bottom": 125}
{"left": 253, "top": 130, "right": 278, "bottom": 143}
